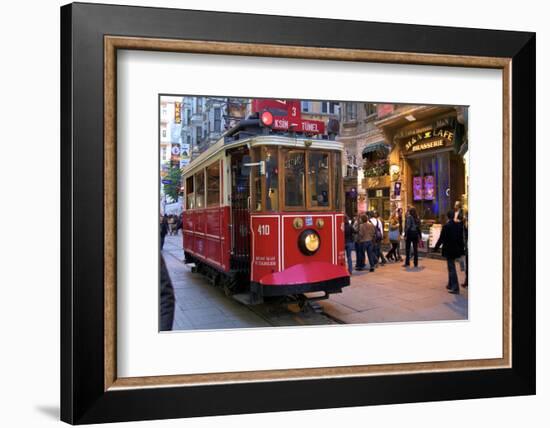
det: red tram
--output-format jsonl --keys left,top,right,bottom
{"left": 181, "top": 99, "right": 349, "bottom": 304}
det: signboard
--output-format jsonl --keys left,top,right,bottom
{"left": 171, "top": 144, "right": 181, "bottom": 163}
{"left": 251, "top": 98, "right": 325, "bottom": 135}
{"left": 391, "top": 181, "right": 402, "bottom": 201}
{"left": 377, "top": 104, "right": 394, "bottom": 118}
{"left": 423, "top": 175, "right": 435, "bottom": 200}
{"left": 162, "top": 179, "right": 172, "bottom": 185}
{"left": 174, "top": 101, "right": 181, "bottom": 123}
{"left": 403, "top": 127, "right": 454, "bottom": 154}
{"left": 180, "top": 143, "right": 190, "bottom": 158}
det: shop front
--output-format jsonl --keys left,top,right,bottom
{"left": 398, "top": 117, "right": 466, "bottom": 248}
{"left": 373, "top": 106, "right": 468, "bottom": 250}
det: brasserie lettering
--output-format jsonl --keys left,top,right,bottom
{"left": 404, "top": 128, "right": 454, "bottom": 151}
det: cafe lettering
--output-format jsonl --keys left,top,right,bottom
{"left": 404, "top": 127, "right": 454, "bottom": 153}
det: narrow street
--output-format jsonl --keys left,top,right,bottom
{"left": 163, "top": 234, "right": 467, "bottom": 331}
{"left": 162, "top": 234, "right": 337, "bottom": 330}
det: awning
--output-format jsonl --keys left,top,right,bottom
{"left": 362, "top": 141, "right": 390, "bottom": 158}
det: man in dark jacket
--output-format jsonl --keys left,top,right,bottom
{"left": 434, "top": 211, "right": 465, "bottom": 294}
{"left": 160, "top": 255, "right": 175, "bottom": 330}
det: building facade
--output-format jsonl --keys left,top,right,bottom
{"left": 374, "top": 104, "right": 468, "bottom": 247}
{"left": 337, "top": 102, "right": 390, "bottom": 218}
{"left": 181, "top": 96, "right": 248, "bottom": 159}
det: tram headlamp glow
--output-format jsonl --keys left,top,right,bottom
{"left": 298, "top": 229, "right": 320, "bottom": 255}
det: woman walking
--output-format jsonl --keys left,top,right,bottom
{"left": 385, "top": 211, "right": 400, "bottom": 262}
{"left": 403, "top": 207, "right": 421, "bottom": 268}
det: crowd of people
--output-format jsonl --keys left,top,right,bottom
{"left": 343, "top": 202, "right": 468, "bottom": 295}
{"left": 160, "top": 213, "right": 183, "bottom": 250}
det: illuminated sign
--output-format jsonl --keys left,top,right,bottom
{"left": 423, "top": 175, "right": 435, "bottom": 200}
{"left": 413, "top": 176, "right": 423, "bottom": 201}
{"left": 174, "top": 102, "right": 181, "bottom": 124}
{"left": 403, "top": 127, "right": 454, "bottom": 153}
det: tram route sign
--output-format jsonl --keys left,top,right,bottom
{"left": 252, "top": 98, "right": 326, "bottom": 135}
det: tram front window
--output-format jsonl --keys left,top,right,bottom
{"left": 308, "top": 152, "right": 330, "bottom": 207}
{"left": 284, "top": 151, "right": 305, "bottom": 208}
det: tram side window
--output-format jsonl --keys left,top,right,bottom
{"left": 308, "top": 152, "right": 330, "bottom": 208}
{"left": 284, "top": 150, "right": 305, "bottom": 208}
{"left": 185, "top": 176, "right": 194, "bottom": 210}
{"left": 195, "top": 170, "right": 205, "bottom": 209}
{"left": 264, "top": 147, "right": 278, "bottom": 211}
{"left": 206, "top": 162, "right": 220, "bottom": 207}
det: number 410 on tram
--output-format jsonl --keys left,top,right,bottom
{"left": 181, "top": 101, "right": 350, "bottom": 304}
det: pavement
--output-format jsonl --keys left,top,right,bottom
{"left": 315, "top": 255, "right": 468, "bottom": 324}
{"left": 162, "top": 234, "right": 468, "bottom": 331}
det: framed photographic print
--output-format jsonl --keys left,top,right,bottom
{"left": 60, "top": 2, "right": 535, "bottom": 424}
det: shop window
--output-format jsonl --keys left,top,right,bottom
{"left": 185, "top": 176, "right": 194, "bottom": 210}
{"left": 195, "top": 170, "right": 205, "bottom": 209}
{"left": 308, "top": 152, "right": 330, "bottom": 208}
{"left": 206, "top": 162, "right": 220, "bottom": 207}
{"left": 284, "top": 150, "right": 305, "bottom": 208}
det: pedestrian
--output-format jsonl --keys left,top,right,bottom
{"left": 344, "top": 215, "right": 355, "bottom": 275}
{"left": 403, "top": 207, "right": 421, "bottom": 268}
{"left": 396, "top": 207, "right": 404, "bottom": 261}
{"left": 159, "top": 254, "right": 175, "bottom": 330}
{"left": 353, "top": 216, "right": 363, "bottom": 270}
{"left": 168, "top": 214, "right": 176, "bottom": 235}
{"left": 385, "top": 210, "right": 400, "bottom": 261}
{"left": 359, "top": 214, "right": 377, "bottom": 272}
{"left": 160, "top": 214, "right": 168, "bottom": 250}
{"left": 370, "top": 211, "right": 387, "bottom": 265}
{"left": 433, "top": 210, "right": 465, "bottom": 294}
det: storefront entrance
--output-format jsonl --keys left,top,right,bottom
{"left": 367, "top": 187, "right": 390, "bottom": 219}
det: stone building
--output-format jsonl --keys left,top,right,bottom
{"left": 181, "top": 96, "right": 248, "bottom": 160}
{"left": 337, "top": 102, "right": 390, "bottom": 218}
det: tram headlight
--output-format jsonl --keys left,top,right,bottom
{"left": 298, "top": 229, "right": 320, "bottom": 255}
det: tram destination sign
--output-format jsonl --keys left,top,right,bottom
{"left": 252, "top": 98, "right": 325, "bottom": 135}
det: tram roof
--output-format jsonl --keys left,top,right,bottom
{"left": 182, "top": 135, "right": 344, "bottom": 177}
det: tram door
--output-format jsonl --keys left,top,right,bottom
{"left": 230, "top": 150, "right": 251, "bottom": 275}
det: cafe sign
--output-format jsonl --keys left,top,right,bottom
{"left": 403, "top": 127, "right": 455, "bottom": 153}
